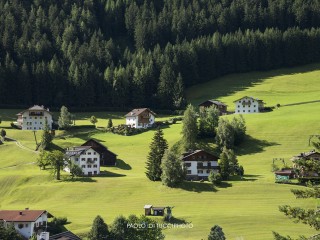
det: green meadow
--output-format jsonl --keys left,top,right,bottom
{"left": 1, "top": 63, "right": 320, "bottom": 239}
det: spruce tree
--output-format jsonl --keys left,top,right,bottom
{"left": 88, "top": 215, "right": 109, "bottom": 240}
{"left": 40, "top": 119, "right": 53, "bottom": 150}
{"left": 58, "top": 106, "right": 72, "bottom": 130}
{"left": 219, "top": 147, "right": 232, "bottom": 180}
{"left": 208, "top": 225, "right": 226, "bottom": 240}
{"left": 161, "top": 149, "right": 186, "bottom": 187}
{"left": 145, "top": 127, "right": 168, "bottom": 181}
{"left": 107, "top": 118, "right": 113, "bottom": 128}
{"left": 182, "top": 104, "right": 198, "bottom": 151}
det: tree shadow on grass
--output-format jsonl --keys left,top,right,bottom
{"left": 178, "top": 181, "right": 218, "bottom": 193}
{"left": 98, "top": 170, "right": 126, "bottom": 177}
{"left": 229, "top": 175, "right": 260, "bottom": 182}
{"left": 116, "top": 159, "right": 132, "bottom": 170}
{"left": 165, "top": 217, "right": 190, "bottom": 225}
{"left": 235, "top": 135, "right": 279, "bottom": 156}
{"left": 62, "top": 177, "right": 97, "bottom": 183}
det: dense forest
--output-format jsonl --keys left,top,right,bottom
{"left": 1, "top": 0, "right": 320, "bottom": 110}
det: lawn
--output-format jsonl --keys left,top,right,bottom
{"left": 1, "top": 63, "right": 320, "bottom": 239}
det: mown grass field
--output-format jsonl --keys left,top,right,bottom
{"left": 1, "top": 63, "right": 320, "bottom": 239}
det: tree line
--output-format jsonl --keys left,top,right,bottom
{"left": 1, "top": 0, "right": 320, "bottom": 110}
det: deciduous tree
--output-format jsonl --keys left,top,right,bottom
{"left": 182, "top": 104, "right": 198, "bottom": 151}
{"left": 58, "top": 106, "right": 72, "bottom": 130}
{"left": 88, "top": 215, "right": 110, "bottom": 240}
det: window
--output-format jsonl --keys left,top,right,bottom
{"left": 18, "top": 223, "right": 24, "bottom": 229}
{"left": 88, "top": 158, "right": 92, "bottom": 161}
{"left": 254, "top": 105, "right": 256, "bottom": 107}
{"left": 254, "top": 110, "right": 256, "bottom": 112}
{"left": 88, "top": 152, "right": 92, "bottom": 155}
{"left": 25, "top": 223, "right": 28, "bottom": 227}
{"left": 94, "top": 171, "right": 97, "bottom": 174}
{"left": 40, "top": 117, "right": 42, "bottom": 119}
{"left": 75, "top": 158, "right": 79, "bottom": 161}
{"left": 239, "top": 101, "right": 241, "bottom": 103}
{"left": 243, "top": 110, "right": 245, "bottom": 112}
{"left": 198, "top": 170, "right": 203, "bottom": 174}
{"left": 93, "top": 164, "right": 97, "bottom": 168}
{"left": 81, "top": 165, "right": 85, "bottom": 168}
{"left": 88, "top": 165, "right": 92, "bottom": 168}
{"left": 94, "top": 158, "right": 97, "bottom": 161}
{"left": 185, "top": 163, "right": 191, "bottom": 167}
{"left": 206, "top": 170, "right": 210, "bottom": 173}
{"left": 248, "top": 110, "right": 250, "bottom": 112}
{"left": 81, "top": 158, "right": 85, "bottom": 161}
{"left": 93, "top": 152, "right": 96, "bottom": 155}
{"left": 187, "top": 170, "right": 191, "bottom": 174}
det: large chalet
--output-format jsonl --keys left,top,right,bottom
{"left": 81, "top": 139, "right": 117, "bottom": 166}
{"left": 0, "top": 209, "right": 52, "bottom": 239}
{"left": 65, "top": 146, "right": 100, "bottom": 176}
{"left": 234, "top": 96, "right": 265, "bottom": 114}
{"left": 125, "top": 108, "right": 156, "bottom": 129}
{"left": 16, "top": 105, "right": 53, "bottom": 130}
{"left": 182, "top": 150, "right": 219, "bottom": 180}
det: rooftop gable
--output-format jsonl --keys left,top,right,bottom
{"left": 0, "top": 210, "right": 50, "bottom": 222}
{"left": 125, "top": 108, "right": 156, "bottom": 117}
{"left": 233, "top": 96, "right": 264, "bottom": 103}
{"left": 182, "top": 150, "right": 219, "bottom": 161}
{"left": 81, "top": 139, "right": 117, "bottom": 156}
{"left": 17, "top": 105, "right": 52, "bottom": 116}
{"left": 198, "top": 100, "right": 227, "bottom": 107}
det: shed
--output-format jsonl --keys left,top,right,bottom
{"left": 144, "top": 205, "right": 153, "bottom": 216}
{"left": 152, "top": 207, "right": 165, "bottom": 216}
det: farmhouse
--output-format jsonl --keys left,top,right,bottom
{"left": 16, "top": 105, "right": 53, "bottom": 130}
{"left": 125, "top": 108, "right": 156, "bottom": 128}
{"left": 81, "top": 139, "right": 117, "bottom": 166}
{"left": 0, "top": 209, "right": 52, "bottom": 239}
{"left": 234, "top": 96, "right": 265, "bottom": 113}
{"left": 198, "top": 99, "right": 227, "bottom": 115}
{"left": 65, "top": 146, "right": 100, "bottom": 176}
{"left": 182, "top": 150, "right": 219, "bottom": 180}
{"left": 291, "top": 150, "right": 320, "bottom": 177}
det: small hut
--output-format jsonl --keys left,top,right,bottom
{"left": 144, "top": 205, "right": 153, "bottom": 216}
{"left": 144, "top": 205, "right": 165, "bottom": 216}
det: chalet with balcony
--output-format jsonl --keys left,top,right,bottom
{"left": 65, "top": 146, "right": 100, "bottom": 176}
{"left": 198, "top": 100, "right": 227, "bottom": 115}
{"left": 182, "top": 150, "right": 219, "bottom": 180}
{"left": 234, "top": 96, "right": 265, "bottom": 114}
{"left": 81, "top": 139, "right": 117, "bottom": 166}
{"left": 16, "top": 105, "right": 53, "bottom": 130}
{"left": 125, "top": 108, "right": 156, "bottom": 129}
{"left": 0, "top": 208, "right": 52, "bottom": 239}
{"left": 291, "top": 150, "right": 320, "bottom": 178}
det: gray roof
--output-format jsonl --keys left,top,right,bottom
{"left": 17, "top": 105, "right": 52, "bottom": 115}
{"left": 49, "top": 231, "right": 81, "bottom": 240}
{"left": 233, "top": 96, "right": 264, "bottom": 103}
{"left": 65, "top": 146, "right": 92, "bottom": 157}
{"left": 198, "top": 100, "right": 227, "bottom": 106}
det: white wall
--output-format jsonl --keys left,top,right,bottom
{"left": 65, "top": 149, "right": 101, "bottom": 175}
{"left": 21, "top": 111, "right": 52, "bottom": 130}
{"left": 185, "top": 160, "right": 218, "bottom": 177}
{"left": 234, "top": 97, "right": 262, "bottom": 114}
{"left": 126, "top": 113, "right": 155, "bottom": 129}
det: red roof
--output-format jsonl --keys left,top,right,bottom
{"left": 0, "top": 210, "right": 49, "bottom": 222}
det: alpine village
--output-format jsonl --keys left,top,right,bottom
{"left": 1, "top": 1, "right": 320, "bottom": 240}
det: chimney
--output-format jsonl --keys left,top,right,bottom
{"left": 19, "top": 211, "right": 23, "bottom": 215}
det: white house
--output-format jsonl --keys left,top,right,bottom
{"left": 234, "top": 96, "right": 265, "bottom": 114}
{"left": 0, "top": 209, "right": 52, "bottom": 239}
{"left": 65, "top": 146, "right": 100, "bottom": 176}
{"left": 182, "top": 150, "right": 219, "bottom": 180}
{"left": 16, "top": 105, "right": 53, "bottom": 130}
{"left": 125, "top": 108, "right": 156, "bottom": 128}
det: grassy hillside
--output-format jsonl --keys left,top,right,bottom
{"left": 1, "top": 63, "right": 320, "bottom": 239}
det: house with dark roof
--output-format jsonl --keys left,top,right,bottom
{"left": 291, "top": 150, "right": 320, "bottom": 177}
{"left": 0, "top": 209, "right": 52, "bottom": 239}
{"left": 198, "top": 100, "right": 227, "bottom": 115}
{"left": 234, "top": 96, "right": 265, "bottom": 114}
{"left": 65, "top": 146, "right": 100, "bottom": 176}
{"left": 81, "top": 139, "right": 117, "bottom": 166}
{"left": 49, "top": 231, "right": 81, "bottom": 240}
{"left": 182, "top": 150, "right": 219, "bottom": 180}
{"left": 125, "top": 108, "right": 156, "bottom": 128}
{"left": 16, "top": 105, "right": 53, "bottom": 130}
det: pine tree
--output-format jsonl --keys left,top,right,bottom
{"left": 145, "top": 127, "right": 168, "bottom": 181}
{"left": 208, "top": 225, "right": 226, "bottom": 240}
{"left": 161, "top": 149, "right": 186, "bottom": 187}
{"left": 219, "top": 147, "right": 232, "bottom": 180}
{"left": 107, "top": 118, "right": 113, "bottom": 128}
{"left": 40, "top": 119, "right": 53, "bottom": 150}
{"left": 90, "top": 115, "right": 98, "bottom": 127}
{"left": 58, "top": 106, "right": 72, "bottom": 130}
{"left": 88, "top": 215, "right": 109, "bottom": 240}
{"left": 182, "top": 104, "right": 198, "bottom": 151}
